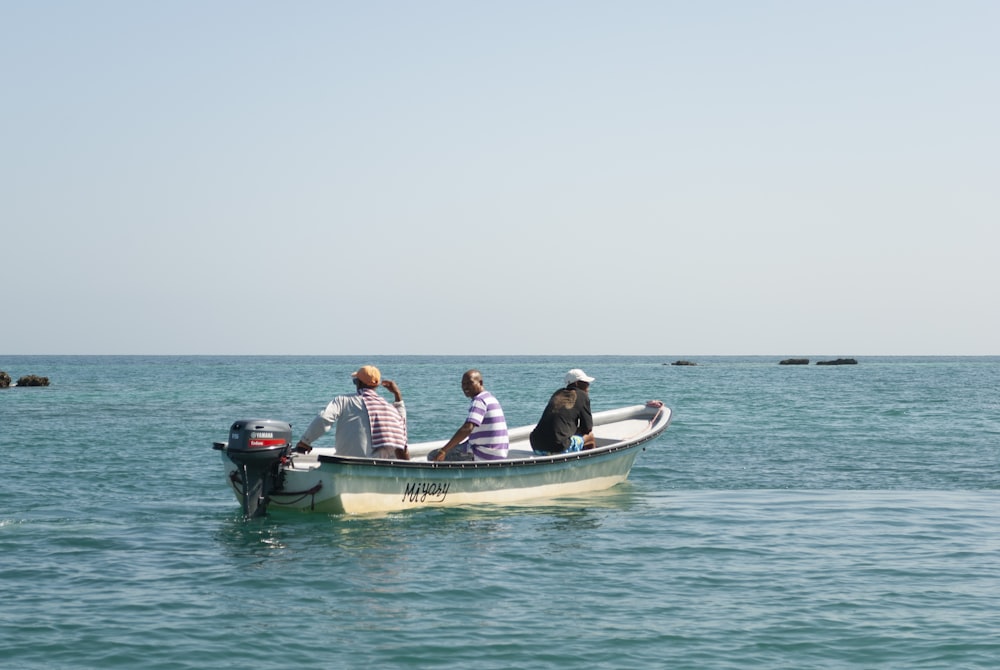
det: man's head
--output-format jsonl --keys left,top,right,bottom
{"left": 564, "top": 368, "right": 595, "bottom": 391}
{"left": 461, "top": 369, "right": 484, "bottom": 398}
{"left": 352, "top": 365, "right": 381, "bottom": 389}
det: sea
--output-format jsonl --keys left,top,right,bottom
{"left": 1, "top": 355, "right": 998, "bottom": 669}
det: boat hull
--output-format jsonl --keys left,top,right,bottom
{"left": 217, "top": 402, "right": 670, "bottom": 515}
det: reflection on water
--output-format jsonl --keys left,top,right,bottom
{"left": 214, "top": 483, "right": 644, "bottom": 566}
{"left": 214, "top": 514, "right": 294, "bottom": 565}
{"left": 209, "top": 482, "right": 649, "bottom": 637}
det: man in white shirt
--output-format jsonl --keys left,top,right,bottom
{"left": 294, "top": 365, "right": 407, "bottom": 459}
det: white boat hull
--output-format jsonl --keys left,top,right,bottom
{"left": 217, "top": 402, "right": 671, "bottom": 515}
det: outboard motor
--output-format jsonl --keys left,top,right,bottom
{"left": 225, "top": 419, "right": 292, "bottom": 518}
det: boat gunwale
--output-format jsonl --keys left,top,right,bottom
{"left": 312, "top": 404, "right": 670, "bottom": 471}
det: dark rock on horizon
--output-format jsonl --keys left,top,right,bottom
{"left": 0, "top": 371, "right": 10, "bottom": 388}
{"left": 671, "top": 360, "right": 697, "bottom": 366}
{"left": 15, "top": 375, "right": 50, "bottom": 386}
{"left": 779, "top": 358, "right": 810, "bottom": 365}
{"left": 816, "top": 358, "right": 858, "bottom": 366}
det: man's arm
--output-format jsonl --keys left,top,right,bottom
{"left": 579, "top": 399, "right": 594, "bottom": 435}
{"left": 433, "top": 422, "right": 476, "bottom": 461}
{"left": 579, "top": 394, "right": 595, "bottom": 449}
{"left": 382, "top": 379, "right": 406, "bottom": 422}
{"left": 382, "top": 379, "right": 403, "bottom": 402}
{"left": 295, "top": 397, "right": 345, "bottom": 453}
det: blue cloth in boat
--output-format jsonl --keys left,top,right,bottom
{"left": 533, "top": 434, "right": 584, "bottom": 456}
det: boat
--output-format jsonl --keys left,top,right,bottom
{"left": 213, "top": 400, "right": 671, "bottom": 516}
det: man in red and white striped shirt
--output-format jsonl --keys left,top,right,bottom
{"left": 295, "top": 365, "right": 408, "bottom": 459}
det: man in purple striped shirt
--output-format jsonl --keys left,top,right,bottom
{"left": 431, "top": 369, "right": 509, "bottom": 462}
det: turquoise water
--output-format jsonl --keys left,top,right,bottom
{"left": 2, "top": 356, "right": 999, "bottom": 668}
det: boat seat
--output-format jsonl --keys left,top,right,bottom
{"left": 594, "top": 419, "right": 652, "bottom": 442}
{"left": 506, "top": 446, "right": 537, "bottom": 460}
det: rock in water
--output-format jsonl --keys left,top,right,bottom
{"left": 16, "top": 375, "right": 50, "bottom": 386}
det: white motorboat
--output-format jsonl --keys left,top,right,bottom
{"left": 214, "top": 400, "right": 671, "bottom": 516}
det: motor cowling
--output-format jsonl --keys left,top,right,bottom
{"left": 225, "top": 419, "right": 292, "bottom": 518}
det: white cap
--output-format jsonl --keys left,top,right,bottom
{"left": 564, "top": 368, "right": 595, "bottom": 385}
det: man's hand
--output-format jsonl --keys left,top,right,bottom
{"left": 433, "top": 423, "right": 475, "bottom": 461}
{"left": 382, "top": 379, "right": 403, "bottom": 402}
{"left": 294, "top": 440, "right": 313, "bottom": 454}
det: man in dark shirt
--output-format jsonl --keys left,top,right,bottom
{"left": 529, "top": 369, "right": 596, "bottom": 454}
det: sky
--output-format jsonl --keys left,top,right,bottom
{"left": 3, "top": 1, "right": 998, "bottom": 355}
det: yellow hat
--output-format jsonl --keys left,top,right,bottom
{"left": 352, "top": 365, "right": 381, "bottom": 387}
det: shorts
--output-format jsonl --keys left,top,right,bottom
{"left": 533, "top": 434, "right": 585, "bottom": 456}
{"left": 428, "top": 443, "right": 475, "bottom": 462}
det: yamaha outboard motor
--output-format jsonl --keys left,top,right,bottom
{"left": 224, "top": 419, "right": 292, "bottom": 518}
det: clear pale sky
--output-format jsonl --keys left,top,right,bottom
{"left": 3, "top": 2, "right": 997, "bottom": 355}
